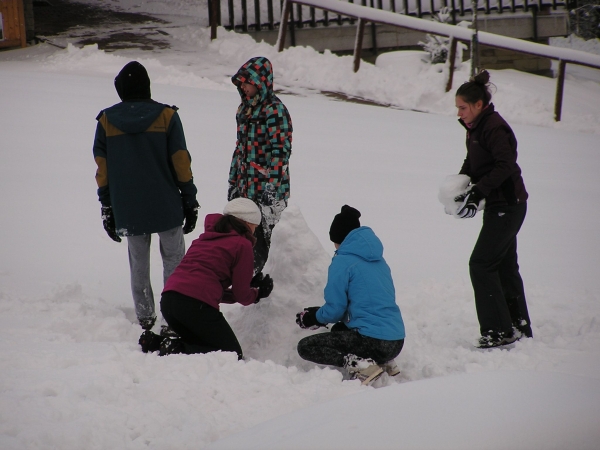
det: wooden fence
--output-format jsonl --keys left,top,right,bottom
{"left": 209, "top": 0, "right": 567, "bottom": 32}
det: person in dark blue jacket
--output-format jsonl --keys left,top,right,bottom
{"left": 93, "top": 61, "right": 199, "bottom": 331}
{"left": 296, "top": 205, "right": 405, "bottom": 385}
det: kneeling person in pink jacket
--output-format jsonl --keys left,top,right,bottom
{"left": 139, "top": 198, "right": 274, "bottom": 357}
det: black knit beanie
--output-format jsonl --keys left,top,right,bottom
{"left": 329, "top": 205, "right": 361, "bottom": 244}
{"left": 114, "top": 61, "right": 151, "bottom": 101}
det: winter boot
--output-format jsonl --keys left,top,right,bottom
{"left": 476, "top": 330, "right": 519, "bottom": 349}
{"left": 139, "top": 330, "right": 163, "bottom": 353}
{"left": 381, "top": 360, "right": 401, "bottom": 377}
{"left": 160, "top": 325, "right": 180, "bottom": 338}
{"left": 512, "top": 319, "right": 533, "bottom": 339}
{"left": 159, "top": 337, "right": 184, "bottom": 356}
{"left": 506, "top": 297, "right": 533, "bottom": 338}
{"left": 343, "top": 354, "right": 384, "bottom": 386}
{"left": 138, "top": 316, "right": 157, "bottom": 331}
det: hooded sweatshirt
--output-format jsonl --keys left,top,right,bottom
{"left": 163, "top": 213, "right": 258, "bottom": 309}
{"left": 229, "top": 57, "right": 293, "bottom": 204}
{"left": 93, "top": 99, "right": 197, "bottom": 236}
{"left": 316, "top": 227, "right": 405, "bottom": 341}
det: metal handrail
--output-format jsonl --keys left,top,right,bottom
{"left": 207, "top": 0, "right": 600, "bottom": 121}
{"left": 274, "top": 0, "right": 600, "bottom": 121}
{"left": 213, "top": 0, "right": 568, "bottom": 31}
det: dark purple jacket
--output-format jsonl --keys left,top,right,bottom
{"left": 163, "top": 213, "right": 258, "bottom": 310}
{"left": 459, "top": 104, "right": 528, "bottom": 208}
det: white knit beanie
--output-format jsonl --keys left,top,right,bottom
{"left": 223, "top": 198, "right": 262, "bottom": 225}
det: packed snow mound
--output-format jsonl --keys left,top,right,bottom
{"left": 206, "top": 370, "right": 600, "bottom": 450}
{"left": 223, "top": 203, "right": 333, "bottom": 369}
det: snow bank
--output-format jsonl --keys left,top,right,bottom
{"left": 206, "top": 370, "right": 600, "bottom": 450}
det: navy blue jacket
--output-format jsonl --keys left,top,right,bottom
{"left": 93, "top": 100, "right": 197, "bottom": 236}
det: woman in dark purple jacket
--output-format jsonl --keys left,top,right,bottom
{"left": 453, "top": 70, "right": 532, "bottom": 349}
{"left": 138, "top": 198, "right": 274, "bottom": 357}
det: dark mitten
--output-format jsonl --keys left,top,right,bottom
{"left": 256, "top": 274, "right": 273, "bottom": 301}
{"left": 260, "top": 185, "right": 276, "bottom": 207}
{"left": 227, "top": 184, "right": 239, "bottom": 201}
{"left": 454, "top": 186, "right": 484, "bottom": 219}
{"left": 183, "top": 200, "right": 200, "bottom": 234}
{"left": 251, "top": 272, "right": 264, "bottom": 288}
{"left": 331, "top": 322, "right": 350, "bottom": 332}
{"left": 296, "top": 307, "right": 324, "bottom": 330}
{"left": 101, "top": 206, "right": 121, "bottom": 242}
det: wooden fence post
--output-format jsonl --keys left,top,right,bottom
{"left": 210, "top": 0, "right": 219, "bottom": 40}
{"left": 554, "top": 59, "right": 566, "bottom": 121}
{"left": 276, "top": 0, "right": 292, "bottom": 52}
{"left": 354, "top": 18, "right": 366, "bottom": 72}
{"left": 445, "top": 37, "right": 458, "bottom": 92}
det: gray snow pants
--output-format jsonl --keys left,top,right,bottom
{"left": 127, "top": 226, "right": 185, "bottom": 321}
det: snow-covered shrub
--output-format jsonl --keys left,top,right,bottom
{"left": 419, "top": 7, "right": 452, "bottom": 64}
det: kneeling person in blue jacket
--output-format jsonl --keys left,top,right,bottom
{"left": 296, "top": 205, "right": 405, "bottom": 385}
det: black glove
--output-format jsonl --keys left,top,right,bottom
{"left": 260, "top": 184, "right": 276, "bottom": 207}
{"left": 251, "top": 272, "right": 264, "bottom": 288}
{"left": 227, "top": 184, "right": 238, "bottom": 201}
{"left": 454, "top": 186, "right": 484, "bottom": 219}
{"left": 101, "top": 206, "right": 121, "bottom": 242}
{"left": 296, "top": 307, "right": 324, "bottom": 330}
{"left": 182, "top": 200, "right": 199, "bottom": 234}
{"left": 255, "top": 274, "right": 273, "bottom": 301}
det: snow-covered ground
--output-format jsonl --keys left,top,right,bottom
{"left": 1, "top": 3, "right": 600, "bottom": 449}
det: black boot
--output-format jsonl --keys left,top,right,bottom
{"left": 139, "top": 330, "right": 163, "bottom": 353}
{"left": 159, "top": 337, "right": 184, "bottom": 356}
{"left": 506, "top": 297, "right": 533, "bottom": 338}
{"left": 476, "top": 330, "right": 519, "bottom": 349}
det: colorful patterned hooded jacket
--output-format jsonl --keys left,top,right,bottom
{"left": 229, "top": 57, "right": 292, "bottom": 205}
{"left": 93, "top": 100, "right": 197, "bottom": 236}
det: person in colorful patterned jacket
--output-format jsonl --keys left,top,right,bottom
{"left": 228, "top": 56, "right": 293, "bottom": 275}
{"left": 93, "top": 61, "right": 199, "bottom": 331}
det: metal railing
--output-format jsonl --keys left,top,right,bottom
{"left": 208, "top": 0, "right": 600, "bottom": 121}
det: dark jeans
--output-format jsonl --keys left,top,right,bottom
{"left": 253, "top": 200, "right": 286, "bottom": 274}
{"left": 297, "top": 324, "right": 404, "bottom": 367}
{"left": 469, "top": 202, "right": 532, "bottom": 336}
{"left": 160, "top": 291, "right": 243, "bottom": 359}
{"left": 253, "top": 225, "right": 270, "bottom": 276}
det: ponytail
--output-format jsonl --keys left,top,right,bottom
{"left": 456, "top": 69, "right": 493, "bottom": 106}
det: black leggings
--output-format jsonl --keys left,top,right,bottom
{"left": 297, "top": 324, "right": 404, "bottom": 367}
{"left": 160, "top": 291, "right": 243, "bottom": 359}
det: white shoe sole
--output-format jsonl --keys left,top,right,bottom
{"left": 358, "top": 367, "right": 384, "bottom": 386}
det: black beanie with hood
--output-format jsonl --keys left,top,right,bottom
{"left": 329, "top": 205, "right": 361, "bottom": 245}
{"left": 114, "top": 61, "right": 151, "bottom": 101}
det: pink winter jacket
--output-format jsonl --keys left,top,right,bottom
{"left": 163, "top": 213, "right": 259, "bottom": 309}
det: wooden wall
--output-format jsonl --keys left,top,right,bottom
{"left": 0, "top": 0, "right": 27, "bottom": 49}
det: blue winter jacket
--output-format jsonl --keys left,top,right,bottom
{"left": 316, "top": 227, "right": 405, "bottom": 341}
